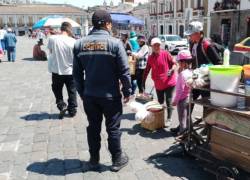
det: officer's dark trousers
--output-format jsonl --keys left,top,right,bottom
{"left": 83, "top": 96, "right": 122, "bottom": 158}
{"left": 51, "top": 73, "right": 77, "bottom": 112}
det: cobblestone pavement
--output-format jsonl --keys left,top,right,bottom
{"left": 0, "top": 37, "right": 214, "bottom": 180}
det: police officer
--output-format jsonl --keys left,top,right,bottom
{"left": 73, "top": 10, "right": 131, "bottom": 172}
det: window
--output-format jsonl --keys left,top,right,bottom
{"left": 159, "top": 36, "right": 165, "bottom": 42}
{"left": 166, "top": 35, "right": 182, "bottom": 41}
{"left": 0, "top": 17, "right": 3, "bottom": 27}
{"left": 28, "top": 16, "right": 33, "bottom": 26}
{"left": 244, "top": 39, "right": 250, "bottom": 47}
{"left": 179, "top": 25, "right": 184, "bottom": 38}
{"left": 18, "top": 16, "right": 24, "bottom": 26}
{"left": 160, "top": 25, "right": 164, "bottom": 35}
{"left": 178, "top": 0, "right": 184, "bottom": 11}
{"left": 7, "top": 17, "right": 13, "bottom": 26}
{"left": 169, "top": 25, "right": 172, "bottom": 34}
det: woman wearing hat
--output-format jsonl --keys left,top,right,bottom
{"left": 33, "top": 39, "right": 47, "bottom": 60}
{"left": 143, "top": 37, "right": 177, "bottom": 126}
{"left": 132, "top": 35, "right": 149, "bottom": 95}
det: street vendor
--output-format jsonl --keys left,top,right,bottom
{"left": 143, "top": 37, "right": 177, "bottom": 127}
{"left": 184, "top": 21, "right": 222, "bottom": 120}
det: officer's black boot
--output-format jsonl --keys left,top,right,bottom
{"left": 88, "top": 154, "right": 100, "bottom": 171}
{"left": 110, "top": 152, "right": 129, "bottom": 172}
{"left": 57, "top": 102, "right": 67, "bottom": 119}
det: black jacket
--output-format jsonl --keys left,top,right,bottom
{"left": 73, "top": 29, "right": 131, "bottom": 99}
{"left": 190, "top": 37, "right": 222, "bottom": 69}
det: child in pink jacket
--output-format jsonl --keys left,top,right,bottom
{"left": 172, "top": 50, "right": 193, "bottom": 135}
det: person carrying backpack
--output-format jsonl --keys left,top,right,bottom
{"left": 184, "top": 21, "right": 222, "bottom": 122}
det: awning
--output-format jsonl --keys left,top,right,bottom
{"left": 110, "top": 13, "right": 144, "bottom": 26}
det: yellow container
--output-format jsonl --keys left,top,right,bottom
{"left": 243, "top": 65, "right": 250, "bottom": 80}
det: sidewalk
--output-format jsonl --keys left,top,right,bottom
{"left": 0, "top": 37, "right": 212, "bottom": 180}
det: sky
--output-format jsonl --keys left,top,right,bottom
{"left": 36, "top": 0, "right": 120, "bottom": 8}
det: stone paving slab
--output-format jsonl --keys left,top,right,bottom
{"left": 0, "top": 37, "right": 214, "bottom": 180}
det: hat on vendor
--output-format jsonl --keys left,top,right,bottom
{"left": 150, "top": 37, "right": 161, "bottom": 46}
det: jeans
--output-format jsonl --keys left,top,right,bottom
{"left": 131, "top": 75, "right": 137, "bottom": 95}
{"left": 51, "top": 73, "right": 77, "bottom": 113}
{"left": 83, "top": 96, "right": 123, "bottom": 158}
{"left": 156, "top": 86, "right": 175, "bottom": 119}
{"left": 6, "top": 47, "right": 16, "bottom": 62}
{"left": 136, "top": 69, "right": 145, "bottom": 94}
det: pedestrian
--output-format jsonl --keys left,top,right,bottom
{"left": 171, "top": 50, "right": 193, "bottom": 135}
{"left": 132, "top": 35, "right": 149, "bottom": 96}
{"left": 0, "top": 27, "right": 7, "bottom": 53}
{"left": 4, "top": 28, "right": 17, "bottom": 62}
{"left": 47, "top": 22, "right": 77, "bottom": 119}
{"left": 129, "top": 31, "right": 140, "bottom": 96}
{"left": 121, "top": 32, "right": 132, "bottom": 55}
{"left": 73, "top": 10, "right": 131, "bottom": 172}
{"left": 143, "top": 37, "right": 177, "bottom": 127}
{"left": 129, "top": 31, "right": 140, "bottom": 53}
{"left": 184, "top": 21, "right": 222, "bottom": 120}
{"left": 33, "top": 39, "right": 47, "bottom": 60}
{"left": 0, "top": 42, "right": 3, "bottom": 63}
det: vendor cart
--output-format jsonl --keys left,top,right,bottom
{"left": 178, "top": 86, "right": 250, "bottom": 180}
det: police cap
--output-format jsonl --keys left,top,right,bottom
{"left": 92, "top": 10, "right": 112, "bottom": 28}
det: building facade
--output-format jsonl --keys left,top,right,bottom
{"left": 130, "top": 2, "right": 151, "bottom": 37}
{"left": 210, "top": 0, "right": 250, "bottom": 49}
{"left": 149, "top": 0, "right": 210, "bottom": 37}
{"left": 0, "top": 3, "right": 88, "bottom": 35}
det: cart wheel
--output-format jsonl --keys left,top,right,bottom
{"left": 183, "top": 137, "right": 198, "bottom": 153}
{"left": 216, "top": 166, "right": 239, "bottom": 180}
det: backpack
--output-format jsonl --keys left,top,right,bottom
{"left": 201, "top": 39, "right": 224, "bottom": 64}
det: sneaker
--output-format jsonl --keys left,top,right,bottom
{"left": 57, "top": 102, "right": 67, "bottom": 119}
{"left": 170, "top": 126, "right": 180, "bottom": 133}
{"left": 165, "top": 119, "right": 172, "bottom": 127}
{"left": 110, "top": 152, "right": 129, "bottom": 172}
{"left": 68, "top": 109, "right": 77, "bottom": 117}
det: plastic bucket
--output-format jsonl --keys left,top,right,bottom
{"left": 209, "top": 65, "right": 242, "bottom": 107}
{"left": 243, "top": 65, "right": 250, "bottom": 80}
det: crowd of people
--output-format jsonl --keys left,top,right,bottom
{"left": 0, "top": 9, "right": 223, "bottom": 172}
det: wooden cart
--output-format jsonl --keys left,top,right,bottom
{"left": 178, "top": 87, "right": 250, "bottom": 180}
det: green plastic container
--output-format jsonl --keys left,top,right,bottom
{"left": 209, "top": 65, "right": 243, "bottom": 107}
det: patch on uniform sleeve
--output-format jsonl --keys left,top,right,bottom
{"left": 82, "top": 41, "right": 107, "bottom": 51}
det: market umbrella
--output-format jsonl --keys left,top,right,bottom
{"left": 110, "top": 13, "right": 144, "bottom": 26}
{"left": 32, "top": 15, "right": 81, "bottom": 30}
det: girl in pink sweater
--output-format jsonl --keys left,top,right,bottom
{"left": 172, "top": 50, "right": 193, "bottom": 135}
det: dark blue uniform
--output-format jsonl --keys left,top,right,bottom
{"left": 73, "top": 29, "right": 131, "bottom": 158}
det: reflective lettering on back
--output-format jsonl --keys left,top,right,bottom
{"left": 83, "top": 41, "right": 107, "bottom": 51}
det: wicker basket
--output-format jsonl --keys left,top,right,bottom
{"left": 128, "top": 56, "right": 136, "bottom": 75}
{"left": 141, "top": 109, "right": 165, "bottom": 131}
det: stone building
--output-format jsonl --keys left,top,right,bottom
{"left": 0, "top": 3, "right": 88, "bottom": 35}
{"left": 210, "top": 0, "right": 250, "bottom": 49}
{"left": 149, "top": 0, "right": 210, "bottom": 37}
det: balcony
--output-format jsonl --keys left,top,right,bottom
{"left": 213, "top": 0, "right": 240, "bottom": 11}
{"left": 193, "top": 9, "right": 204, "bottom": 17}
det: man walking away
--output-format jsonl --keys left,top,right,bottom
{"left": 47, "top": 22, "right": 77, "bottom": 119}
{"left": 73, "top": 10, "right": 132, "bottom": 172}
{"left": 4, "top": 28, "right": 17, "bottom": 62}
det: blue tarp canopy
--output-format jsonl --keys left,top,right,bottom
{"left": 110, "top": 13, "right": 144, "bottom": 26}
